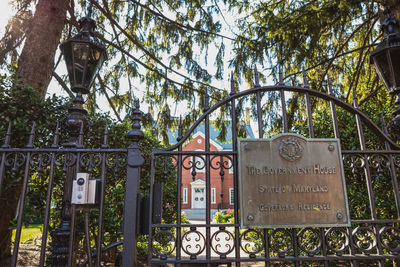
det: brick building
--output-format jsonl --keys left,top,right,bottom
{"left": 168, "top": 119, "right": 254, "bottom": 217}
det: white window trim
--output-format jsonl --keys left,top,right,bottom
{"left": 211, "top": 188, "right": 216, "bottom": 204}
{"left": 182, "top": 188, "right": 188, "bottom": 204}
{"left": 229, "top": 188, "right": 234, "bottom": 205}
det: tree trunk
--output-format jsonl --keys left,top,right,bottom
{"left": 0, "top": 0, "right": 68, "bottom": 261}
{"left": 17, "top": 0, "right": 68, "bottom": 98}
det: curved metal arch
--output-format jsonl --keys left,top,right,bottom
{"left": 161, "top": 85, "right": 400, "bottom": 151}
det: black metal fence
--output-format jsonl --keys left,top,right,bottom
{"left": 0, "top": 101, "right": 144, "bottom": 266}
{"left": 1, "top": 71, "right": 400, "bottom": 266}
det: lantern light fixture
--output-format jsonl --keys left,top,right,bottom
{"left": 60, "top": 5, "right": 107, "bottom": 94}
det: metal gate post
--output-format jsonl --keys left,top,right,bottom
{"left": 51, "top": 93, "right": 88, "bottom": 266}
{"left": 122, "top": 102, "right": 144, "bottom": 267}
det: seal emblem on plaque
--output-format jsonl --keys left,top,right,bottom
{"left": 279, "top": 137, "right": 303, "bottom": 161}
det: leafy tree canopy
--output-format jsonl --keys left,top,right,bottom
{"left": 0, "top": 0, "right": 398, "bottom": 141}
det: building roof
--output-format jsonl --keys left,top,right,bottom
{"left": 167, "top": 121, "right": 255, "bottom": 150}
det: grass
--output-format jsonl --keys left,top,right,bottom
{"left": 12, "top": 224, "right": 43, "bottom": 244}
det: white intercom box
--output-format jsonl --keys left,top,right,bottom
{"left": 71, "top": 173, "right": 90, "bottom": 204}
{"left": 72, "top": 173, "right": 100, "bottom": 205}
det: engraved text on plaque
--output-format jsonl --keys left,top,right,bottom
{"left": 238, "top": 134, "right": 350, "bottom": 228}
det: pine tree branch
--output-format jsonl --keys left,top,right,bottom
{"left": 320, "top": 16, "right": 377, "bottom": 84}
{"left": 134, "top": 0, "right": 235, "bottom": 41}
{"left": 96, "top": 74, "right": 123, "bottom": 122}
{"left": 282, "top": 43, "right": 377, "bottom": 82}
{"left": 359, "top": 78, "right": 381, "bottom": 106}
{"left": 97, "top": 34, "right": 223, "bottom": 102}
{"left": 103, "top": 1, "right": 134, "bottom": 95}
{"left": 93, "top": 0, "right": 223, "bottom": 94}
{"left": 52, "top": 71, "right": 74, "bottom": 98}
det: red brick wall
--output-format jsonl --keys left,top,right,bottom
{"left": 180, "top": 133, "right": 234, "bottom": 210}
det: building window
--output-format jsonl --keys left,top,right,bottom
{"left": 183, "top": 188, "right": 188, "bottom": 204}
{"left": 211, "top": 188, "right": 216, "bottom": 204}
{"left": 229, "top": 188, "right": 234, "bottom": 205}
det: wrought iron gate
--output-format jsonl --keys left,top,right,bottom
{"left": 147, "top": 72, "right": 400, "bottom": 266}
{"left": 2, "top": 71, "right": 400, "bottom": 266}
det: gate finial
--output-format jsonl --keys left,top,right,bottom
{"left": 26, "top": 122, "right": 36, "bottom": 148}
{"left": 278, "top": 65, "right": 284, "bottom": 85}
{"left": 302, "top": 68, "right": 309, "bottom": 88}
{"left": 177, "top": 115, "right": 183, "bottom": 142}
{"left": 51, "top": 122, "right": 60, "bottom": 148}
{"left": 230, "top": 72, "right": 236, "bottom": 95}
{"left": 204, "top": 87, "right": 209, "bottom": 111}
{"left": 1, "top": 122, "right": 12, "bottom": 148}
{"left": 102, "top": 123, "right": 109, "bottom": 148}
{"left": 352, "top": 87, "right": 359, "bottom": 109}
{"left": 381, "top": 113, "right": 390, "bottom": 136}
{"left": 327, "top": 76, "right": 334, "bottom": 95}
{"left": 127, "top": 100, "right": 144, "bottom": 146}
{"left": 254, "top": 66, "right": 260, "bottom": 87}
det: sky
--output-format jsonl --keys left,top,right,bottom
{"left": 0, "top": 1, "right": 13, "bottom": 37}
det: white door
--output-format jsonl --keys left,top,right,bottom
{"left": 192, "top": 187, "right": 206, "bottom": 209}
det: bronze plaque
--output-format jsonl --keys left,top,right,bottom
{"left": 238, "top": 134, "right": 350, "bottom": 228}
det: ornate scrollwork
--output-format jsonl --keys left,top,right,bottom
{"left": 182, "top": 155, "right": 206, "bottom": 171}
{"left": 270, "top": 229, "right": 292, "bottom": 258}
{"left": 5, "top": 152, "right": 26, "bottom": 176}
{"left": 80, "top": 153, "right": 102, "bottom": 173}
{"left": 152, "top": 228, "right": 176, "bottom": 260}
{"left": 352, "top": 226, "right": 377, "bottom": 255}
{"left": 368, "top": 154, "right": 390, "bottom": 180}
{"left": 181, "top": 227, "right": 206, "bottom": 259}
{"left": 210, "top": 155, "right": 232, "bottom": 170}
{"left": 182, "top": 155, "right": 206, "bottom": 181}
{"left": 240, "top": 229, "right": 263, "bottom": 258}
{"left": 210, "top": 227, "right": 235, "bottom": 258}
{"left": 368, "top": 154, "right": 390, "bottom": 170}
{"left": 326, "top": 228, "right": 349, "bottom": 256}
{"left": 106, "top": 153, "right": 126, "bottom": 175}
{"left": 379, "top": 226, "right": 400, "bottom": 254}
{"left": 55, "top": 153, "right": 77, "bottom": 168}
{"left": 343, "top": 154, "right": 364, "bottom": 169}
{"left": 393, "top": 155, "right": 400, "bottom": 168}
{"left": 343, "top": 154, "right": 365, "bottom": 180}
{"left": 298, "top": 228, "right": 321, "bottom": 257}
{"left": 30, "top": 153, "right": 52, "bottom": 173}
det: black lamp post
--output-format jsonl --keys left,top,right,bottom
{"left": 51, "top": 5, "right": 106, "bottom": 266}
{"left": 370, "top": 8, "right": 400, "bottom": 136}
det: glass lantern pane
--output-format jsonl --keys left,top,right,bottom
{"left": 84, "top": 46, "right": 105, "bottom": 89}
{"left": 72, "top": 42, "right": 90, "bottom": 86}
{"left": 62, "top": 42, "right": 75, "bottom": 86}
{"left": 390, "top": 48, "right": 400, "bottom": 88}
{"left": 373, "top": 51, "right": 392, "bottom": 90}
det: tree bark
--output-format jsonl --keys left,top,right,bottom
{"left": 0, "top": 0, "right": 68, "bottom": 261}
{"left": 17, "top": 0, "right": 68, "bottom": 98}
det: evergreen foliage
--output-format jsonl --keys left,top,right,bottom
{"left": 1, "top": 0, "right": 397, "bottom": 143}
